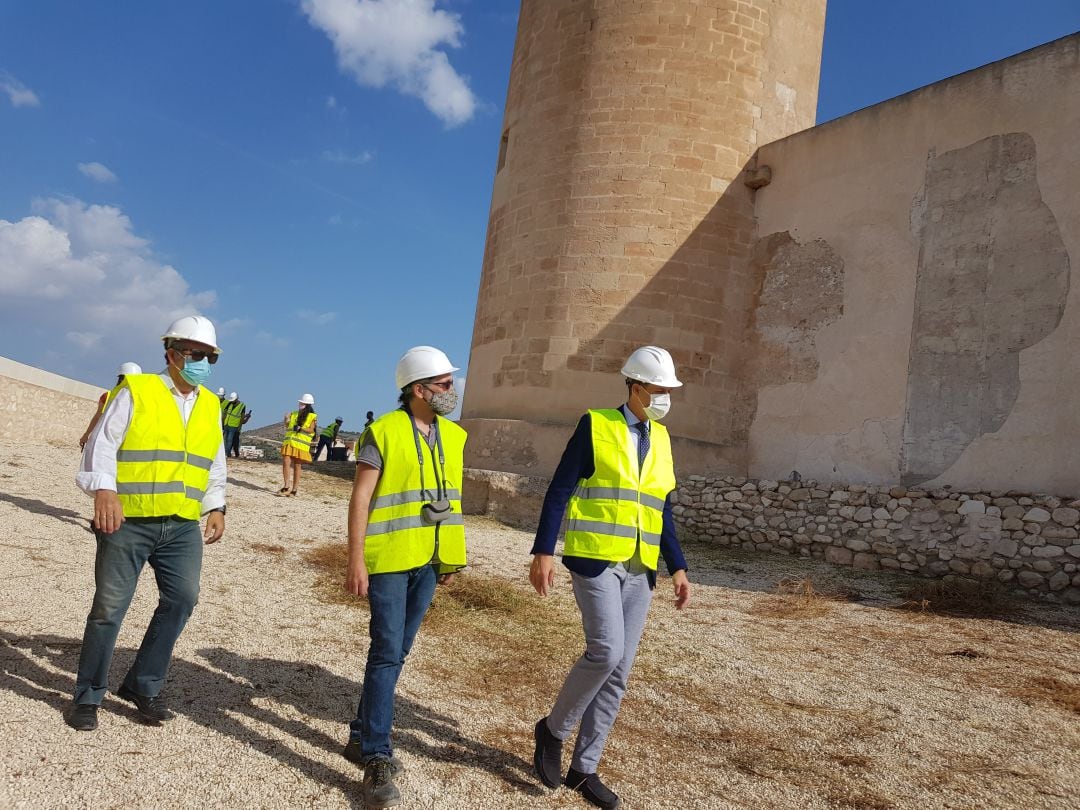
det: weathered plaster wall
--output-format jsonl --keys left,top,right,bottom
{"left": 749, "top": 34, "right": 1080, "bottom": 494}
{"left": 0, "top": 355, "right": 104, "bottom": 445}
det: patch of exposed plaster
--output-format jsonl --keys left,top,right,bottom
{"left": 734, "top": 231, "right": 845, "bottom": 440}
{"left": 900, "top": 132, "right": 1071, "bottom": 485}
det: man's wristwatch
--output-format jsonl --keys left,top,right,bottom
{"left": 207, "top": 506, "right": 227, "bottom": 516}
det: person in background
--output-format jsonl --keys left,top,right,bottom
{"left": 79, "top": 362, "right": 142, "bottom": 450}
{"left": 363, "top": 410, "right": 375, "bottom": 430}
{"left": 65, "top": 315, "right": 226, "bottom": 732}
{"left": 232, "top": 404, "right": 251, "bottom": 458}
{"left": 316, "top": 417, "right": 344, "bottom": 462}
{"left": 216, "top": 387, "right": 226, "bottom": 413}
{"left": 221, "top": 392, "right": 246, "bottom": 460}
{"left": 279, "top": 394, "right": 316, "bottom": 496}
{"left": 343, "top": 347, "right": 467, "bottom": 809}
{"left": 530, "top": 346, "right": 691, "bottom": 810}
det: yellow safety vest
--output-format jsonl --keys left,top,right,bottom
{"left": 364, "top": 409, "right": 467, "bottom": 575}
{"left": 284, "top": 410, "right": 317, "bottom": 451}
{"left": 222, "top": 400, "right": 245, "bottom": 428}
{"left": 564, "top": 409, "right": 676, "bottom": 571}
{"left": 115, "top": 374, "right": 222, "bottom": 521}
{"left": 100, "top": 385, "right": 121, "bottom": 414}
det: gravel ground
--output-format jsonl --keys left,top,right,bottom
{"left": 1, "top": 440, "right": 1078, "bottom": 810}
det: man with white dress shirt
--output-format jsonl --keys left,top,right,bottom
{"left": 65, "top": 315, "right": 228, "bottom": 731}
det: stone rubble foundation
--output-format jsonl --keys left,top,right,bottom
{"left": 674, "top": 476, "right": 1080, "bottom": 605}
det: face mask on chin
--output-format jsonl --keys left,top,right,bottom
{"left": 638, "top": 387, "right": 671, "bottom": 421}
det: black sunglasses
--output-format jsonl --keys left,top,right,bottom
{"left": 171, "top": 345, "right": 219, "bottom": 364}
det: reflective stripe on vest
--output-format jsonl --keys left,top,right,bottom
{"left": 563, "top": 408, "right": 676, "bottom": 570}
{"left": 283, "top": 411, "right": 317, "bottom": 451}
{"left": 364, "top": 409, "right": 468, "bottom": 575}
{"left": 115, "top": 375, "right": 222, "bottom": 520}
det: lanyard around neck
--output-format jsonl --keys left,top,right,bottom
{"left": 406, "top": 407, "right": 446, "bottom": 500}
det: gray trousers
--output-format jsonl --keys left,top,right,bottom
{"left": 547, "top": 557, "right": 653, "bottom": 773}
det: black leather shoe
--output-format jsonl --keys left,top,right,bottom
{"left": 342, "top": 740, "right": 403, "bottom": 777}
{"left": 533, "top": 717, "right": 563, "bottom": 789}
{"left": 64, "top": 703, "right": 98, "bottom": 731}
{"left": 116, "top": 684, "right": 173, "bottom": 722}
{"left": 565, "top": 767, "right": 621, "bottom": 809}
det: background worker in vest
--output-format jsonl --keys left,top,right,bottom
{"left": 79, "top": 362, "right": 141, "bottom": 450}
{"left": 279, "top": 394, "right": 316, "bottom": 496}
{"left": 343, "top": 346, "right": 467, "bottom": 809}
{"left": 316, "top": 417, "right": 344, "bottom": 462}
{"left": 216, "top": 386, "right": 227, "bottom": 412}
{"left": 65, "top": 315, "right": 227, "bottom": 732}
{"left": 530, "top": 346, "right": 691, "bottom": 810}
{"left": 221, "top": 392, "right": 246, "bottom": 459}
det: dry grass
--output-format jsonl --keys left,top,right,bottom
{"left": 1011, "top": 675, "right": 1080, "bottom": 715}
{"left": 897, "top": 577, "right": 1015, "bottom": 617}
{"left": 250, "top": 542, "right": 286, "bottom": 554}
{"left": 747, "top": 577, "right": 861, "bottom": 619}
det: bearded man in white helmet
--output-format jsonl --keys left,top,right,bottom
{"left": 342, "top": 346, "right": 467, "bottom": 809}
{"left": 529, "top": 346, "right": 691, "bottom": 810}
{"left": 65, "top": 315, "right": 227, "bottom": 732}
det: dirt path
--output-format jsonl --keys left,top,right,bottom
{"left": 1, "top": 441, "right": 1078, "bottom": 809}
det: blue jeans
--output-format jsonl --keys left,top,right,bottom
{"left": 349, "top": 564, "right": 437, "bottom": 760}
{"left": 73, "top": 517, "right": 203, "bottom": 705}
{"left": 223, "top": 426, "right": 240, "bottom": 457}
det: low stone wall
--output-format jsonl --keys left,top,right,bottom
{"left": 675, "top": 477, "right": 1080, "bottom": 605}
{"left": 0, "top": 355, "right": 104, "bottom": 446}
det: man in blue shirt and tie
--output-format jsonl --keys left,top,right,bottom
{"left": 529, "top": 346, "right": 692, "bottom": 809}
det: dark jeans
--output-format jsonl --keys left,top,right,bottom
{"left": 73, "top": 517, "right": 203, "bottom": 705}
{"left": 223, "top": 426, "right": 240, "bottom": 458}
{"left": 349, "top": 564, "right": 437, "bottom": 760}
{"left": 315, "top": 435, "right": 334, "bottom": 461}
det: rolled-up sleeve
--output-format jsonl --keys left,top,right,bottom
{"left": 201, "top": 437, "right": 227, "bottom": 513}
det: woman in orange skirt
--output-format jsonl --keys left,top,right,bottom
{"left": 279, "top": 393, "right": 317, "bottom": 496}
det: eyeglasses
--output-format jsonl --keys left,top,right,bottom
{"left": 424, "top": 380, "right": 454, "bottom": 391}
{"left": 171, "top": 345, "right": 219, "bottom": 364}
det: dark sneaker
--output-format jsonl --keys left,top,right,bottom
{"left": 361, "top": 757, "right": 401, "bottom": 808}
{"left": 116, "top": 684, "right": 173, "bottom": 723}
{"left": 533, "top": 717, "right": 563, "bottom": 789}
{"left": 342, "top": 740, "right": 404, "bottom": 777}
{"left": 565, "top": 767, "right": 621, "bottom": 809}
{"left": 64, "top": 702, "right": 98, "bottom": 731}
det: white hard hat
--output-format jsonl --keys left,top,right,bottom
{"left": 217, "top": 387, "right": 226, "bottom": 396}
{"left": 161, "top": 315, "right": 221, "bottom": 354}
{"left": 395, "top": 346, "right": 459, "bottom": 389}
{"left": 117, "top": 362, "right": 142, "bottom": 376}
{"left": 621, "top": 346, "right": 683, "bottom": 388}
{"left": 299, "top": 393, "right": 315, "bottom": 405}
{"left": 227, "top": 392, "right": 238, "bottom": 402}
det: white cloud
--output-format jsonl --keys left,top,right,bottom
{"left": 0, "top": 72, "right": 40, "bottom": 107}
{"left": 297, "top": 309, "right": 337, "bottom": 326}
{"left": 0, "top": 197, "right": 216, "bottom": 363}
{"left": 326, "top": 94, "right": 338, "bottom": 108}
{"left": 78, "top": 161, "right": 119, "bottom": 183}
{"left": 302, "top": 0, "right": 477, "bottom": 127}
{"left": 321, "top": 148, "right": 373, "bottom": 165}
{"left": 255, "top": 330, "right": 291, "bottom": 348}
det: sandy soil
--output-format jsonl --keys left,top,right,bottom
{"left": 1, "top": 440, "right": 1077, "bottom": 810}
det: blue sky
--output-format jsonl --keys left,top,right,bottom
{"left": 1, "top": 0, "right": 1078, "bottom": 431}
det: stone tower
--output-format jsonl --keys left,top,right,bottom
{"left": 462, "top": 0, "right": 828, "bottom": 475}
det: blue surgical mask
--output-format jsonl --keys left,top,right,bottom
{"left": 179, "top": 357, "right": 212, "bottom": 387}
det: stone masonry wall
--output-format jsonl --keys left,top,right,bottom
{"left": 0, "top": 355, "right": 104, "bottom": 446}
{"left": 674, "top": 476, "right": 1080, "bottom": 605}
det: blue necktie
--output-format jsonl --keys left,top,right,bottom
{"left": 635, "top": 421, "right": 650, "bottom": 470}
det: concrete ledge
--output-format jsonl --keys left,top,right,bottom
{"left": 0, "top": 355, "right": 103, "bottom": 399}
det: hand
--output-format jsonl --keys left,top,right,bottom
{"left": 79, "top": 434, "right": 89, "bottom": 450}
{"left": 346, "top": 556, "right": 369, "bottom": 597}
{"left": 93, "top": 490, "right": 125, "bottom": 534}
{"left": 529, "top": 554, "right": 556, "bottom": 596}
{"left": 204, "top": 511, "right": 225, "bottom": 544}
{"left": 672, "top": 569, "right": 691, "bottom": 610}
{"left": 437, "top": 572, "right": 457, "bottom": 586}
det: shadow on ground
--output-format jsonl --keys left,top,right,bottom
{"left": 0, "top": 631, "right": 541, "bottom": 807}
{"left": 0, "top": 491, "right": 90, "bottom": 530}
